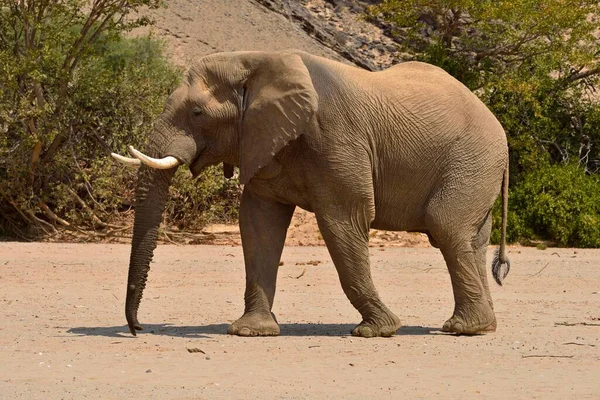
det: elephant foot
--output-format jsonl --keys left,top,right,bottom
{"left": 227, "top": 311, "right": 280, "bottom": 337}
{"left": 351, "top": 312, "right": 401, "bottom": 338}
{"left": 442, "top": 305, "right": 496, "bottom": 335}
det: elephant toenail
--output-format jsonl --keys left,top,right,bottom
{"left": 238, "top": 327, "right": 251, "bottom": 336}
{"left": 453, "top": 322, "right": 464, "bottom": 333}
{"left": 442, "top": 321, "right": 451, "bottom": 332}
{"left": 360, "top": 326, "right": 374, "bottom": 338}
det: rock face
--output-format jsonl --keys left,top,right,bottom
{"left": 256, "top": 0, "right": 402, "bottom": 70}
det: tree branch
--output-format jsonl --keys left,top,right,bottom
{"left": 68, "top": 187, "right": 121, "bottom": 229}
{"left": 38, "top": 202, "right": 72, "bottom": 228}
{"left": 43, "top": 3, "right": 124, "bottom": 164}
{"left": 566, "top": 68, "right": 600, "bottom": 83}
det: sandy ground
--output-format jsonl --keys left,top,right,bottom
{"left": 1, "top": 243, "right": 599, "bottom": 399}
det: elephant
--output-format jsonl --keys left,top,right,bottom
{"left": 112, "top": 49, "right": 510, "bottom": 338}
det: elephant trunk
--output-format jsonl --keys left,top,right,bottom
{"left": 124, "top": 123, "right": 198, "bottom": 336}
{"left": 125, "top": 165, "right": 176, "bottom": 335}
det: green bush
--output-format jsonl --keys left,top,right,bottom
{"left": 0, "top": 2, "right": 241, "bottom": 239}
{"left": 369, "top": 0, "right": 600, "bottom": 247}
{"left": 493, "top": 164, "right": 600, "bottom": 247}
{"left": 167, "top": 167, "right": 241, "bottom": 230}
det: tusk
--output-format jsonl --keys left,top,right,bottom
{"left": 111, "top": 152, "right": 141, "bottom": 167}
{"left": 128, "top": 145, "right": 181, "bottom": 169}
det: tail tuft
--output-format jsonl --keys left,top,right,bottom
{"left": 491, "top": 248, "right": 510, "bottom": 286}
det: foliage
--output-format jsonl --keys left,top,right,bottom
{"left": 368, "top": 0, "right": 600, "bottom": 246}
{"left": 168, "top": 167, "right": 241, "bottom": 230}
{"left": 0, "top": 1, "right": 240, "bottom": 239}
{"left": 492, "top": 164, "right": 600, "bottom": 247}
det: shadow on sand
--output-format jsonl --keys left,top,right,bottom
{"left": 67, "top": 323, "right": 441, "bottom": 338}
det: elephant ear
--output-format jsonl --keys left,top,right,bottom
{"left": 240, "top": 53, "right": 318, "bottom": 184}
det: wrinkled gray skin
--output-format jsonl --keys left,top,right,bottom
{"left": 124, "top": 50, "right": 510, "bottom": 338}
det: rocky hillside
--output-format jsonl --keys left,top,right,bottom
{"left": 134, "top": 0, "right": 401, "bottom": 69}
{"left": 255, "top": 0, "right": 401, "bottom": 69}
{"left": 134, "top": 0, "right": 428, "bottom": 247}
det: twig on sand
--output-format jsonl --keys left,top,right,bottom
{"left": 522, "top": 355, "right": 574, "bottom": 359}
{"left": 562, "top": 342, "right": 596, "bottom": 347}
{"left": 187, "top": 348, "right": 206, "bottom": 354}
{"left": 532, "top": 263, "right": 550, "bottom": 277}
{"left": 404, "top": 265, "right": 437, "bottom": 273}
{"left": 555, "top": 322, "right": 600, "bottom": 327}
{"left": 295, "top": 268, "right": 307, "bottom": 279}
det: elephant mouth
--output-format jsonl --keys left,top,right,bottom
{"left": 189, "top": 150, "right": 236, "bottom": 179}
{"left": 189, "top": 150, "right": 212, "bottom": 178}
{"left": 190, "top": 162, "right": 204, "bottom": 178}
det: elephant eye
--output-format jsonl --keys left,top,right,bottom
{"left": 192, "top": 107, "right": 202, "bottom": 117}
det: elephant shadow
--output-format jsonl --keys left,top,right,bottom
{"left": 67, "top": 323, "right": 440, "bottom": 338}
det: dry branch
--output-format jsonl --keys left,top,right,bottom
{"left": 562, "top": 342, "right": 596, "bottom": 347}
{"left": 531, "top": 263, "right": 550, "bottom": 277}
{"left": 555, "top": 322, "right": 600, "bottom": 327}
{"left": 67, "top": 187, "right": 121, "bottom": 229}
{"left": 161, "top": 230, "right": 179, "bottom": 245}
{"left": 25, "top": 209, "right": 56, "bottom": 234}
{"left": 38, "top": 202, "right": 71, "bottom": 228}
{"left": 522, "top": 355, "right": 574, "bottom": 359}
{"left": 566, "top": 67, "right": 600, "bottom": 83}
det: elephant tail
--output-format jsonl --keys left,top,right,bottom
{"left": 492, "top": 163, "right": 510, "bottom": 285}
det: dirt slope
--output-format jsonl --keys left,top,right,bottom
{"left": 133, "top": 0, "right": 345, "bottom": 66}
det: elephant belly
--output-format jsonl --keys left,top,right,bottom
{"left": 371, "top": 203, "right": 428, "bottom": 232}
{"left": 369, "top": 175, "right": 432, "bottom": 232}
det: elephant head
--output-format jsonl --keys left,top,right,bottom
{"left": 111, "top": 51, "right": 318, "bottom": 335}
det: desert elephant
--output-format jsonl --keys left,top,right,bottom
{"left": 112, "top": 50, "right": 510, "bottom": 338}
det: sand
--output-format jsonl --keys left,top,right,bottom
{"left": 1, "top": 243, "right": 599, "bottom": 399}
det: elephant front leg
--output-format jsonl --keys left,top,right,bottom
{"left": 317, "top": 214, "right": 401, "bottom": 338}
{"left": 227, "top": 188, "right": 295, "bottom": 337}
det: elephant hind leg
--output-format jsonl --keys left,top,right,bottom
{"left": 439, "top": 244, "right": 496, "bottom": 334}
{"left": 316, "top": 213, "right": 401, "bottom": 338}
{"left": 426, "top": 232, "right": 439, "bottom": 248}
{"left": 428, "top": 213, "right": 496, "bottom": 334}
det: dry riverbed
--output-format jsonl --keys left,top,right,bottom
{"left": 1, "top": 243, "right": 599, "bottom": 399}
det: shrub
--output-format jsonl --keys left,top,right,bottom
{"left": 0, "top": 2, "right": 241, "bottom": 240}
{"left": 493, "top": 164, "right": 600, "bottom": 247}
{"left": 369, "top": 0, "right": 600, "bottom": 246}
